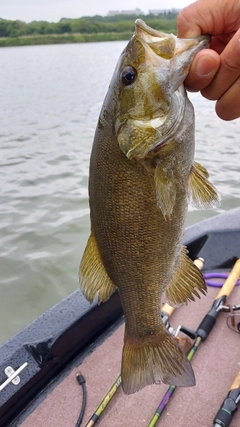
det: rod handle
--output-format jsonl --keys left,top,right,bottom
{"left": 193, "top": 257, "right": 204, "bottom": 270}
{"left": 230, "top": 370, "right": 240, "bottom": 391}
{"left": 215, "top": 259, "right": 240, "bottom": 299}
{"left": 161, "top": 303, "right": 175, "bottom": 317}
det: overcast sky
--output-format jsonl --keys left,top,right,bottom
{"left": 1, "top": 0, "right": 193, "bottom": 23}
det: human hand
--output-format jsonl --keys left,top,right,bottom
{"left": 177, "top": 0, "right": 240, "bottom": 120}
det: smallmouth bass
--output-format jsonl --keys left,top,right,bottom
{"left": 80, "top": 20, "right": 219, "bottom": 394}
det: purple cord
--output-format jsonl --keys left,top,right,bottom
{"left": 204, "top": 272, "right": 240, "bottom": 287}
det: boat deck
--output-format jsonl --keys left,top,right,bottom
{"left": 19, "top": 284, "right": 240, "bottom": 427}
{"left": 1, "top": 208, "right": 239, "bottom": 427}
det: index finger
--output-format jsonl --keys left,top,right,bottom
{"left": 177, "top": 0, "right": 238, "bottom": 38}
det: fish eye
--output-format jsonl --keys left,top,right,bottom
{"left": 121, "top": 66, "right": 137, "bottom": 86}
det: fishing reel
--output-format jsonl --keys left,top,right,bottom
{"left": 161, "top": 301, "right": 240, "bottom": 353}
{"left": 225, "top": 304, "right": 240, "bottom": 334}
{"left": 160, "top": 309, "right": 196, "bottom": 353}
{"left": 214, "top": 302, "right": 240, "bottom": 334}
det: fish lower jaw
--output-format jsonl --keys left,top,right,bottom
{"left": 133, "top": 116, "right": 166, "bottom": 129}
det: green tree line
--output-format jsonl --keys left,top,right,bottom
{"left": 0, "top": 11, "right": 178, "bottom": 47}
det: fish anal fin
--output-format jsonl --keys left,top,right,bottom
{"left": 165, "top": 246, "right": 207, "bottom": 306}
{"left": 154, "top": 161, "right": 176, "bottom": 219}
{"left": 189, "top": 161, "right": 220, "bottom": 209}
{"left": 121, "top": 327, "right": 195, "bottom": 394}
{"left": 79, "top": 232, "right": 117, "bottom": 304}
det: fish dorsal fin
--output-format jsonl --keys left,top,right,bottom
{"left": 188, "top": 161, "right": 220, "bottom": 209}
{"left": 154, "top": 160, "right": 176, "bottom": 220}
{"left": 165, "top": 246, "right": 206, "bottom": 306}
{"left": 79, "top": 232, "right": 117, "bottom": 304}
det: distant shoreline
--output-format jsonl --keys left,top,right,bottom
{"left": 0, "top": 32, "right": 134, "bottom": 48}
{"left": 0, "top": 13, "right": 177, "bottom": 47}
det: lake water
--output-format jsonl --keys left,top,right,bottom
{"left": 0, "top": 41, "right": 240, "bottom": 345}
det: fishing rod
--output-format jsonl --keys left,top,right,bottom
{"left": 148, "top": 258, "right": 240, "bottom": 427}
{"left": 213, "top": 369, "right": 240, "bottom": 427}
{"left": 84, "top": 258, "right": 204, "bottom": 427}
{"left": 147, "top": 335, "right": 202, "bottom": 427}
{"left": 84, "top": 302, "right": 176, "bottom": 427}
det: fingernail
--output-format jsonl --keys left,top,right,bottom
{"left": 195, "top": 55, "right": 215, "bottom": 77}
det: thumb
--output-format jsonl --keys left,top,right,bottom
{"left": 184, "top": 50, "right": 220, "bottom": 92}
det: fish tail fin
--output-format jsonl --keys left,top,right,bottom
{"left": 121, "top": 327, "right": 195, "bottom": 394}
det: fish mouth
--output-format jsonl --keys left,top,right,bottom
{"left": 131, "top": 109, "right": 166, "bottom": 131}
{"left": 117, "top": 20, "right": 210, "bottom": 161}
{"left": 135, "top": 19, "right": 210, "bottom": 52}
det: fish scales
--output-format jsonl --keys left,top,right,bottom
{"left": 90, "top": 131, "right": 187, "bottom": 328}
{"left": 80, "top": 19, "right": 219, "bottom": 394}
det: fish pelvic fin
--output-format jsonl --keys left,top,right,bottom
{"left": 165, "top": 246, "right": 207, "bottom": 306}
{"left": 121, "top": 327, "right": 195, "bottom": 394}
{"left": 154, "top": 161, "right": 176, "bottom": 220}
{"left": 79, "top": 232, "right": 117, "bottom": 304}
{"left": 188, "top": 161, "right": 220, "bottom": 209}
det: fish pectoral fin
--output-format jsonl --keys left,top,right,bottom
{"left": 188, "top": 161, "right": 220, "bottom": 209}
{"left": 79, "top": 232, "right": 117, "bottom": 304}
{"left": 165, "top": 246, "right": 207, "bottom": 306}
{"left": 154, "top": 162, "right": 176, "bottom": 219}
{"left": 121, "top": 327, "right": 195, "bottom": 395}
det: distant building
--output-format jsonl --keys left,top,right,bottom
{"left": 149, "top": 8, "right": 182, "bottom": 15}
{"left": 107, "top": 8, "right": 143, "bottom": 16}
